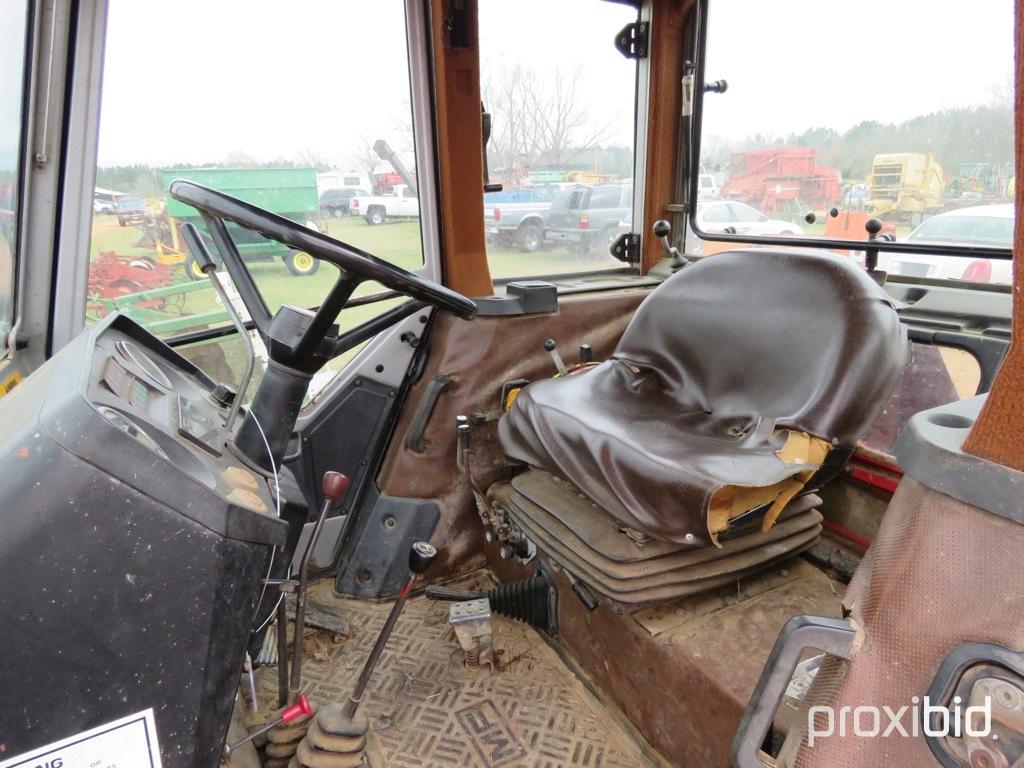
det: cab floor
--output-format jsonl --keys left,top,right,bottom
{"left": 251, "top": 573, "right": 662, "bottom": 768}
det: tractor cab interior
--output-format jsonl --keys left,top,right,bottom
{"left": 1, "top": 1, "right": 1022, "bottom": 767}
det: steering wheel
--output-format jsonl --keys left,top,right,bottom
{"left": 168, "top": 180, "right": 478, "bottom": 472}
{"left": 169, "top": 180, "right": 476, "bottom": 372}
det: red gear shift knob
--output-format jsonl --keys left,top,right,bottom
{"left": 321, "top": 471, "right": 350, "bottom": 502}
{"left": 281, "top": 693, "right": 312, "bottom": 722}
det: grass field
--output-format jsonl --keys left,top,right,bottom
{"left": 88, "top": 214, "right": 622, "bottom": 336}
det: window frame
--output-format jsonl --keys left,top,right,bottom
{"left": 0, "top": 1, "right": 35, "bottom": 360}
{"left": 684, "top": 0, "right": 1015, "bottom": 266}
{"left": 477, "top": 0, "right": 648, "bottom": 280}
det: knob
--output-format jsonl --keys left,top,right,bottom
{"left": 828, "top": 207, "right": 840, "bottom": 218}
{"left": 543, "top": 338, "right": 557, "bottom": 352}
{"left": 579, "top": 344, "right": 593, "bottom": 364}
{"left": 499, "top": 545, "right": 513, "bottom": 560}
{"left": 321, "top": 471, "right": 351, "bottom": 502}
{"left": 484, "top": 530, "right": 495, "bottom": 542}
{"left": 804, "top": 211, "right": 816, "bottom": 224}
{"left": 210, "top": 383, "right": 236, "bottom": 408}
{"left": 865, "top": 218, "right": 883, "bottom": 238}
{"left": 408, "top": 541, "right": 438, "bottom": 574}
{"left": 652, "top": 219, "right": 671, "bottom": 239}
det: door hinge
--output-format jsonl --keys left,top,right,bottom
{"left": 614, "top": 21, "right": 649, "bottom": 60}
{"left": 610, "top": 232, "right": 640, "bottom": 264}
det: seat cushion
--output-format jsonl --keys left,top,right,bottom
{"left": 498, "top": 249, "right": 908, "bottom": 545}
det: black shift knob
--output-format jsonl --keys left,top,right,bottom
{"left": 652, "top": 219, "right": 671, "bottom": 238}
{"left": 408, "top": 541, "right": 438, "bottom": 574}
{"left": 865, "top": 218, "right": 883, "bottom": 237}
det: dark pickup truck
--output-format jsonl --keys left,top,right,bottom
{"left": 483, "top": 183, "right": 569, "bottom": 252}
{"left": 545, "top": 183, "right": 633, "bottom": 253}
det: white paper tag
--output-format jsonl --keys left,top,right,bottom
{"left": 0, "top": 709, "right": 163, "bottom": 768}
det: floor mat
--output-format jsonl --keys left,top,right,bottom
{"left": 251, "top": 574, "right": 659, "bottom": 768}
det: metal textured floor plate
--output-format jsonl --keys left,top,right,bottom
{"left": 252, "top": 575, "right": 659, "bottom": 768}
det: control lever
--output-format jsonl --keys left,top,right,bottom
{"left": 285, "top": 541, "right": 435, "bottom": 768}
{"left": 863, "top": 218, "right": 894, "bottom": 282}
{"left": 652, "top": 219, "right": 688, "bottom": 271}
{"left": 579, "top": 344, "right": 593, "bottom": 364}
{"left": 289, "top": 471, "right": 351, "bottom": 701}
{"left": 224, "top": 693, "right": 312, "bottom": 757}
{"left": 180, "top": 222, "right": 253, "bottom": 433}
{"left": 544, "top": 339, "right": 569, "bottom": 377}
{"left": 341, "top": 541, "right": 438, "bottom": 719}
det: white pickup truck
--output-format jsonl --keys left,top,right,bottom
{"left": 349, "top": 185, "right": 419, "bottom": 225}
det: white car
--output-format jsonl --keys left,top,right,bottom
{"left": 695, "top": 200, "right": 804, "bottom": 236}
{"left": 877, "top": 204, "right": 1013, "bottom": 284}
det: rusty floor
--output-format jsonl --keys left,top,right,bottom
{"left": 249, "top": 574, "right": 663, "bottom": 768}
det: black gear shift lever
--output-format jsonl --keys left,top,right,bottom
{"left": 341, "top": 541, "right": 438, "bottom": 719}
{"left": 652, "top": 219, "right": 687, "bottom": 271}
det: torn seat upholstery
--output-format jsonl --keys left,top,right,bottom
{"left": 496, "top": 249, "right": 908, "bottom": 557}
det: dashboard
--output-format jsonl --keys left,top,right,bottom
{"left": 0, "top": 312, "right": 287, "bottom": 765}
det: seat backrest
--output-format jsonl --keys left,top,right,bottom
{"left": 614, "top": 249, "right": 908, "bottom": 444}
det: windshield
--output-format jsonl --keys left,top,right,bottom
{"left": 87, "top": 0, "right": 424, "bottom": 341}
{"left": 694, "top": 0, "right": 1014, "bottom": 284}
{"left": 1, "top": 2, "right": 30, "bottom": 358}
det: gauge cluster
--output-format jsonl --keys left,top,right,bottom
{"left": 87, "top": 319, "right": 273, "bottom": 516}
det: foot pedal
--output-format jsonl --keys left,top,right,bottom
{"left": 427, "top": 563, "right": 559, "bottom": 636}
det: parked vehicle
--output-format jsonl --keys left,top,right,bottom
{"left": 720, "top": 148, "right": 841, "bottom": 216}
{"left": 864, "top": 152, "right": 945, "bottom": 222}
{"left": 697, "top": 173, "right": 720, "bottom": 199}
{"left": 93, "top": 197, "right": 114, "bottom": 215}
{"left": 484, "top": 183, "right": 570, "bottom": 252}
{"left": 350, "top": 185, "right": 420, "bottom": 225}
{"left": 876, "top": 204, "right": 1014, "bottom": 283}
{"left": 114, "top": 196, "right": 150, "bottom": 227}
{"left": 320, "top": 188, "right": 369, "bottom": 217}
{"left": 162, "top": 167, "right": 322, "bottom": 277}
{"left": 545, "top": 183, "right": 632, "bottom": 253}
{"left": 695, "top": 200, "right": 804, "bottom": 236}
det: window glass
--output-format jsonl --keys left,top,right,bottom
{"left": 703, "top": 203, "right": 732, "bottom": 224}
{"left": 697, "top": 0, "right": 1014, "bottom": 284}
{"left": 0, "top": 1, "right": 30, "bottom": 358}
{"left": 480, "top": 0, "right": 638, "bottom": 276}
{"left": 87, "top": 1, "right": 424, "bottom": 340}
{"left": 728, "top": 203, "right": 761, "bottom": 223}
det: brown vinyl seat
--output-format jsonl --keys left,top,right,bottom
{"left": 498, "top": 249, "right": 908, "bottom": 546}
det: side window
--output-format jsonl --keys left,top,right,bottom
{"left": 480, "top": 0, "right": 638, "bottom": 276}
{"left": 0, "top": 2, "right": 31, "bottom": 359}
{"left": 86, "top": 2, "right": 425, "bottom": 402}
{"left": 695, "top": 0, "right": 1014, "bottom": 285}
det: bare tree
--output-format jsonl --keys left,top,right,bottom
{"left": 347, "top": 133, "right": 382, "bottom": 190}
{"left": 295, "top": 146, "right": 330, "bottom": 171}
{"left": 483, "top": 64, "right": 613, "bottom": 173}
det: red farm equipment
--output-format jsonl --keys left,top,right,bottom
{"left": 720, "top": 148, "right": 842, "bottom": 216}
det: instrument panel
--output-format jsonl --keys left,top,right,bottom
{"left": 88, "top": 320, "right": 273, "bottom": 516}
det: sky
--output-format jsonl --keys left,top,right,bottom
{"left": 96, "top": 0, "right": 639, "bottom": 168}
{"left": 95, "top": 0, "right": 1013, "bottom": 169}
{"left": 703, "top": 0, "right": 1014, "bottom": 140}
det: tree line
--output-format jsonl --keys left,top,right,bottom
{"left": 702, "top": 104, "right": 1014, "bottom": 182}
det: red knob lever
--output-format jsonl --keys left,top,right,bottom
{"left": 321, "top": 471, "right": 351, "bottom": 501}
{"left": 281, "top": 693, "right": 312, "bottom": 722}
{"left": 225, "top": 694, "right": 312, "bottom": 755}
